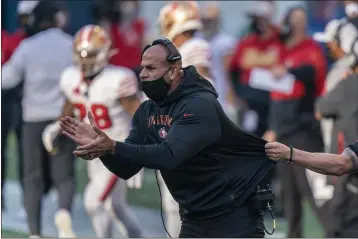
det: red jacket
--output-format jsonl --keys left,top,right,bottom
{"left": 230, "top": 28, "right": 285, "bottom": 85}
{"left": 2, "top": 29, "right": 26, "bottom": 65}
{"left": 271, "top": 38, "right": 327, "bottom": 100}
{"left": 109, "top": 19, "right": 146, "bottom": 69}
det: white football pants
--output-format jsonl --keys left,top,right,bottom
{"left": 84, "top": 159, "right": 143, "bottom": 237}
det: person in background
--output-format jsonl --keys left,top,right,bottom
{"left": 199, "top": 2, "right": 238, "bottom": 123}
{"left": 313, "top": 1, "right": 358, "bottom": 154}
{"left": 92, "top": 0, "right": 147, "bottom": 88}
{"left": 230, "top": 0, "right": 282, "bottom": 136}
{"left": 313, "top": 19, "right": 354, "bottom": 154}
{"left": 12, "top": 1, "right": 39, "bottom": 47}
{"left": 42, "top": 24, "right": 143, "bottom": 238}
{"left": 312, "top": 9, "right": 358, "bottom": 237}
{"left": 263, "top": 7, "right": 331, "bottom": 237}
{"left": 93, "top": 0, "right": 146, "bottom": 70}
{"left": 315, "top": 40, "right": 358, "bottom": 236}
{"left": 315, "top": 38, "right": 358, "bottom": 148}
{"left": 1, "top": 0, "right": 39, "bottom": 214}
{"left": 2, "top": 1, "right": 75, "bottom": 237}
{"left": 344, "top": 0, "right": 358, "bottom": 26}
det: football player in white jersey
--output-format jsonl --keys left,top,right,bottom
{"left": 156, "top": 1, "right": 213, "bottom": 237}
{"left": 42, "top": 25, "right": 143, "bottom": 238}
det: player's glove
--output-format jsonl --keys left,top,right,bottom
{"left": 42, "top": 121, "right": 61, "bottom": 154}
{"left": 127, "top": 169, "right": 144, "bottom": 189}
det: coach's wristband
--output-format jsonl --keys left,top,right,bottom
{"left": 287, "top": 146, "right": 293, "bottom": 164}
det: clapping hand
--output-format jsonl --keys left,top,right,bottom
{"left": 60, "top": 112, "right": 115, "bottom": 160}
{"left": 60, "top": 112, "right": 98, "bottom": 146}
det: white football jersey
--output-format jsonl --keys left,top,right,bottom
{"left": 60, "top": 64, "right": 138, "bottom": 141}
{"left": 179, "top": 37, "right": 211, "bottom": 69}
{"left": 60, "top": 65, "right": 139, "bottom": 178}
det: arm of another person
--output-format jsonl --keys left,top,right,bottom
{"left": 2, "top": 41, "right": 27, "bottom": 89}
{"left": 291, "top": 145, "right": 358, "bottom": 176}
{"left": 102, "top": 97, "right": 222, "bottom": 172}
{"left": 266, "top": 141, "right": 358, "bottom": 176}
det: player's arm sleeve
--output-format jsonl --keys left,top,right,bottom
{"left": 100, "top": 109, "right": 144, "bottom": 180}
{"left": 1, "top": 42, "right": 26, "bottom": 89}
{"left": 106, "top": 97, "right": 222, "bottom": 170}
{"left": 59, "top": 68, "right": 71, "bottom": 97}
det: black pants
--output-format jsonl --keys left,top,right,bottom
{"left": 179, "top": 209, "right": 264, "bottom": 238}
{"left": 22, "top": 121, "right": 76, "bottom": 235}
{"left": 277, "top": 129, "right": 333, "bottom": 237}
{"left": 1, "top": 98, "right": 23, "bottom": 208}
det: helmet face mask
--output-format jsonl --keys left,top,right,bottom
{"left": 73, "top": 25, "right": 112, "bottom": 77}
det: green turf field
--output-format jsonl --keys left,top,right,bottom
{"left": 3, "top": 132, "right": 324, "bottom": 237}
{"left": 1, "top": 229, "right": 28, "bottom": 238}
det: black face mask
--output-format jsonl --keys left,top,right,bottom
{"left": 141, "top": 68, "right": 172, "bottom": 103}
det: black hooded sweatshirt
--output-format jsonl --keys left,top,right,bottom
{"left": 100, "top": 66, "right": 275, "bottom": 222}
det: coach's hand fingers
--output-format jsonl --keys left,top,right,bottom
{"left": 60, "top": 122, "right": 76, "bottom": 135}
{"left": 60, "top": 118, "right": 78, "bottom": 132}
{"left": 88, "top": 111, "right": 96, "bottom": 126}
{"left": 73, "top": 149, "right": 89, "bottom": 157}
{"left": 266, "top": 153, "right": 280, "bottom": 161}
{"left": 88, "top": 112, "right": 94, "bottom": 125}
{"left": 76, "top": 140, "right": 98, "bottom": 151}
{"left": 265, "top": 148, "right": 278, "bottom": 154}
{"left": 78, "top": 154, "right": 98, "bottom": 161}
{"left": 62, "top": 130, "right": 79, "bottom": 143}
{"left": 92, "top": 125, "right": 105, "bottom": 135}
{"left": 265, "top": 142, "right": 279, "bottom": 149}
{"left": 64, "top": 116, "right": 80, "bottom": 126}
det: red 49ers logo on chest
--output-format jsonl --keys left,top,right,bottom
{"left": 158, "top": 127, "right": 168, "bottom": 139}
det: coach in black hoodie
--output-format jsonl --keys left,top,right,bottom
{"left": 60, "top": 38, "right": 275, "bottom": 238}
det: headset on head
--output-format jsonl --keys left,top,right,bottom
{"left": 141, "top": 37, "right": 182, "bottom": 63}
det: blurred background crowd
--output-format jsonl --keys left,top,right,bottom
{"left": 1, "top": 0, "right": 358, "bottom": 238}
